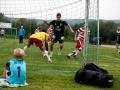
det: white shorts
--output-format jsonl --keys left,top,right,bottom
{"left": 0, "top": 78, "right": 28, "bottom": 87}
{"left": 0, "top": 78, "right": 9, "bottom": 87}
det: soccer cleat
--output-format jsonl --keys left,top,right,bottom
{"left": 48, "top": 58, "right": 52, "bottom": 63}
{"left": 73, "top": 54, "right": 77, "bottom": 58}
{"left": 67, "top": 55, "right": 71, "bottom": 59}
{"left": 67, "top": 52, "right": 76, "bottom": 59}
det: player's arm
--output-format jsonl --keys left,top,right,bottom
{"left": 44, "top": 20, "right": 50, "bottom": 26}
{"left": 116, "top": 31, "right": 118, "bottom": 41}
{"left": 3, "top": 62, "right": 10, "bottom": 78}
{"left": 67, "top": 23, "right": 74, "bottom": 33}
{"left": 45, "top": 35, "right": 48, "bottom": 51}
{"left": 74, "top": 30, "right": 79, "bottom": 41}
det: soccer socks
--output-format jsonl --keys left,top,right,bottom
{"left": 44, "top": 50, "right": 52, "bottom": 63}
{"left": 58, "top": 46, "right": 63, "bottom": 55}
{"left": 23, "top": 46, "right": 27, "bottom": 51}
{"left": 60, "top": 45, "right": 63, "bottom": 50}
{"left": 58, "top": 49, "right": 61, "bottom": 55}
{"left": 117, "top": 46, "right": 120, "bottom": 53}
{"left": 74, "top": 50, "right": 80, "bottom": 56}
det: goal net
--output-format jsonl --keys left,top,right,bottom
{"left": 0, "top": 0, "right": 99, "bottom": 64}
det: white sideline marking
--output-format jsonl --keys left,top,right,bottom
{"left": 101, "top": 45, "right": 116, "bottom": 48}
{"left": 100, "top": 55, "right": 120, "bottom": 61}
{"left": 29, "top": 69, "right": 76, "bottom": 73}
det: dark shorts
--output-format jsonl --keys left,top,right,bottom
{"left": 54, "top": 36, "right": 64, "bottom": 43}
{"left": 28, "top": 38, "right": 43, "bottom": 49}
{"left": 0, "top": 34, "right": 4, "bottom": 36}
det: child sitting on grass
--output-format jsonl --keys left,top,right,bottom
{"left": 0, "top": 48, "right": 28, "bottom": 87}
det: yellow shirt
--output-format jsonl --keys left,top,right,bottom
{"left": 30, "top": 32, "right": 49, "bottom": 42}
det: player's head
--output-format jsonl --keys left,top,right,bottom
{"left": 21, "top": 26, "right": 23, "bottom": 28}
{"left": 13, "top": 48, "right": 25, "bottom": 59}
{"left": 56, "top": 13, "right": 61, "bottom": 21}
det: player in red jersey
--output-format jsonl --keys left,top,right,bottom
{"left": 67, "top": 26, "right": 85, "bottom": 58}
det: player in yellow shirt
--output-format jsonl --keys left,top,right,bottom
{"left": 23, "top": 32, "right": 52, "bottom": 63}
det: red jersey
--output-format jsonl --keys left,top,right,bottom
{"left": 75, "top": 27, "right": 85, "bottom": 40}
{"left": 75, "top": 27, "right": 85, "bottom": 50}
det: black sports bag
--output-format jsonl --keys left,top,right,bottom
{"left": 75, "top": 63, "right": 114, "bottom": 88}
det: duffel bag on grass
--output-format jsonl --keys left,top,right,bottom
{"left": 75, "top": 63, "right": 114, "bottom": 88}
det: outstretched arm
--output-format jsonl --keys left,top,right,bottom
{"left": 45, "top": 35, "right": 48, "bottom": 51}
{"left": 44, "top": 20, "right": 50, "bottom": 26}
{"left": 67, "top": 24, "right": 74, "bottom": 33}
{"left": 3, "top": 62, "right": 10, "bottom": 78}
{"left": 74, "top": 30, "right": 79, "bottom": 41}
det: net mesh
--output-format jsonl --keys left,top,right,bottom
{"left": 0, "top": 0, "right": 99, "bottom": 64}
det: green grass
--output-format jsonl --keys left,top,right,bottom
{"left": 0, "top": 38, "right": 120, "bottom": 90}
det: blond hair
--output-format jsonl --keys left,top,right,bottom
{"left": 13, "top": 48, "right": 25, "bottom": 59}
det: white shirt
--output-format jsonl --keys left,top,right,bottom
{"left": 1, "top": 29, "right": 5, "bottom": 34}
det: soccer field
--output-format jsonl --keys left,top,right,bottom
{"left": 0, "top": 39, "right": 120, "bottom": 90}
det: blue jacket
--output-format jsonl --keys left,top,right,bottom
{"left": 18, "top": 27, "right": 25, "bottom": 36}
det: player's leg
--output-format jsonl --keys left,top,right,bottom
{"left": 21, "top": 36, "right": 23, "bottom": 44}
{"left": 38, "top": 40, "right": 52, "bottom": 63}
{"left": 19, "top": 36, "right": 23, "bottom": 44}
{"left": 116, "top": 40, "right": 120, "bottom": 53}
{"left": 67, "top": 50, "right": 76, "bottom": 58}
{"left": 23, "top": 38, "right": 33, "bottom": 51}
{"left": 58, "top": 36, "right": 64, "bottom": 55}
{"left": 67, "top": 39, "right": 83, "bottom": 58}
{"left": 0, "top": 78, "right": 9, "bottom": 86}
{"left": 49, "top": 36, "right": 57, "bottom": 57}
{"left": 117, "top": 43, "right": 120, "bottom": 53}
{"left": 73, "top": 39, "right": 84, "bottom": 56}
{"left": 49, "top": 41, "right": 54, "bottom": 57}
{"left": 58, "top": 43, "right": 64, "bottom": 55}
{"left": 41, "top": 49, "right": 52, "bottom": 63}
{"left": 19, "top": 36, "right": 21, "bottom": 44}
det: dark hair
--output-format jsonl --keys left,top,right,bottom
{"left": 56, "top": 13, "right": 61, "bottom": 17}
{"left": 42, "top": 29, "right": 46, "bottom": 32}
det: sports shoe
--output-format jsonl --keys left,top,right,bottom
{"left": 67, "top": 55, "right": 71, "bottom": 59}
{"left": 47, "top": 55, "right": 52, "bottom": 63}
{"left": 73, "top": 54, "right": 77, "bottom": 58}
{"left": 67, "top": 52, "right": 76, "bottom": 59}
